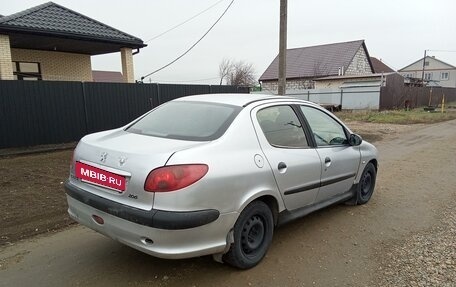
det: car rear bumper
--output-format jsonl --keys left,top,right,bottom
{"left": 65, "top": 181, "right": 238, "bottom": 259}
{"left": 65, "top": 180, "right": 219, "bottom": 230}
{"left": 67, "top": 195, "right": 238, "bottom": 259}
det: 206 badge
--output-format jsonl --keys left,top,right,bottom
{"left": 119, "top": 156, "right": 127, "bottom": 166}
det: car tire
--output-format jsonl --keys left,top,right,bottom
{"left": 355, "top": 162, "right": 376, "bottom": 205}
{"left": 223, "top": 200, "right": 274, "bottom": 269}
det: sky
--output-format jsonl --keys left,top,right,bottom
{"left": 2, "top": 0, "right": 456, "bottom": 84}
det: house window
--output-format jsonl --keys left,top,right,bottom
{"left": 424, "top": 61, "right": 429, "bottom": 66}
{"left": 441, "top": 72, "right": 449, "bottom": 81}
{"left": 403, "top": 73, "right": 414, "bottom": 78}
{"left": 12, "top": 61, "right": 42, "bottom": 80}
{"left": 424, "top": 72, "right": 432, "bottom": 80}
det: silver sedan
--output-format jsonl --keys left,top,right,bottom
{"left": 65, "top": 93, "right": 378, "bottom": 269}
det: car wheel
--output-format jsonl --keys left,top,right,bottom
{"left": 356, "top": 162, "right": 376, "bottom": 204}
{"left": 223, "top": 201, "right": 274, "bottom": 269}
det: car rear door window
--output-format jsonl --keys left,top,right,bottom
{"left": 257, "top": 105, "right": 309, "bottom": 148}
{"left": 300, "top": 106, "right": 348, "bottom": 146}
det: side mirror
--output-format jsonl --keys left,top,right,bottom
{"left": 349, "top": 134, "right": 363, "bottom": 146}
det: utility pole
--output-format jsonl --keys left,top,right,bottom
{"left": 421, "top": 49, "right": 427, "bottom": 107}
{"left": 421, "top": 49, "right": 427, "bottom": 85}
{"left": 278, "top": 0, "right": 287, "bottom": 95}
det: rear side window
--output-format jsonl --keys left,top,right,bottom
{"left": 257, "top": 105, "right": 308, "bottom": 148}
{"left": 127, "top": 101, "right": 241, "bottom": 141}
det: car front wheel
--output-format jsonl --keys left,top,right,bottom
{"left": 357, "top": 162, "right": 376, "bottom": 204}
{"left": 223, "top": 200, "right": 274, "bottom": 269}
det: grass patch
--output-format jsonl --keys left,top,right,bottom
{"left": 335, "top": 109, "right": 456, "bottom": 124}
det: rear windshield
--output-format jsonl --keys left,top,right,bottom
{"left": 126, "top": 101, "right": 241, "bottom": 141}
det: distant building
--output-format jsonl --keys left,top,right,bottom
{"left": 0, "top": 2, "right": 146, "bottom": 82}
{"left": 313, "top": 72, "right": 403, "bottom": 90}
{"left": 92, "top": 70, "right": 124, "bottom": 83}
{"left": 370, "top": 57, "right": 395, "bottom": 73}
{"left": 399, "top": 56, "right": 456, "bottom": 88}
{"left": 259, "top": 40, "right": 374, "bottom": 92}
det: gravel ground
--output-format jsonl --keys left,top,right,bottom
{"left": 344, "top": 121, "right": 424, "bottom": 143}
{"left": 374, "top": 204, "right": 456, "bottom": 287}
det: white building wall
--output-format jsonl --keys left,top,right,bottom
{"left": 315, "top": 76, "right": 381, "bottom": 89}
{"left": 345, "top": 46, "right": 373, "bottom": 75}
{"left": 399, "top": 56, "right": 456, "bottom": 88}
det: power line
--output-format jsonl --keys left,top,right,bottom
{"left": 140, "top": 0, "right": 235, "bottom": 82}
{"left": 427, "top": 49, "right": 456, "bottom": 53}
{"left": 144, "top": 0, "right": 226, "bottom": 43}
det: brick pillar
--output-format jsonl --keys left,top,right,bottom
{"left": 120, "top": 47, "right": 134, "bottom": 83}
{"left": 0, "top": 34, "right": 14, "bottom": 80}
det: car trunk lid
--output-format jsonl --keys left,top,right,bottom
{"left": 70, "top": 128, "right": 206, "bottom": 210}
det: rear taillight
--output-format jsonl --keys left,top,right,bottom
{"left": 144, "top": 164, "right": 208, "bottom": 192}
{"left": 144, "top": 164, "right": 209, "bottom": 192}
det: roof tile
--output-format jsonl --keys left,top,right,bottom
{"left": 259, "top": 40, "right": 366, "bottom": 81}
{"left": 0, "top": 2, "right": 144, "bottom": 46}
{"left": 370, "top": 57, "right": 395, "bottom": 73}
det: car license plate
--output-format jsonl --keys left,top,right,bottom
{"left": 75, "top": 162, "right": 126, "bottom": 192}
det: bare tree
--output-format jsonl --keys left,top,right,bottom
{"left": 219, "top": 59, "right": 256, "bottom": 86}
{"left": 218, "top": 58, "right": 232, "bottom": 85}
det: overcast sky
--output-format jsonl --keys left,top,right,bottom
{"left": 3, "top": 0, "right": 456, "bottom": 84}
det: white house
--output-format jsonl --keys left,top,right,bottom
{"left": 399, "top": 56, "right": 456, "bottom": 88}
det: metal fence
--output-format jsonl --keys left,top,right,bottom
{"left": 0, "top": 81, "right": 248, "bottom": 148}
{"left": 380, "top": 85, "right": 456, "bottom": 110}
{"left": 286, "top": 87, "right": 382, "bottom": 110}
{"left": 264, "top": 83, "right": 456, "bottom": 111}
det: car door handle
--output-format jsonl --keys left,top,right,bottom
{"left": 278, "top": 162, "right": 287, "bottom": 170}
{"left": 324, "top": 157, "right": 332, "bottom": 169}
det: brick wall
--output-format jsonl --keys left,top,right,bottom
{"left": 262, "top": 79, "right": 315, "bottom": 93}
{"left": 11, "top": 48, "right": 92, "bottom": 81}
{"left": 0, "top": 35, "right": 14, "bottom": 80}
{"left": 345, "top": 46, "right": 372, "bottom": 75}
{"left": 120, "top": 48, "right": 134, "bottom": 83}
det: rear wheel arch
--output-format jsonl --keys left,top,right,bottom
{"left": 255, "top": 195, "right": 279, "bottom": 226}
{"left": 223, "top": 200, "right": 275, "bottom": 269}
{"left": 238, "top": 190, "right": 284, "bottom": 222}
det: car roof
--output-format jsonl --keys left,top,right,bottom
{"left": 173, "top": 93, "right": 313, "bottom": 107}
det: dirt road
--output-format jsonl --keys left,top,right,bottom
{"left": 1, "top": 120, "right": 455, "bottom": 287}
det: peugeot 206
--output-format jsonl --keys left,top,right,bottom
{"left": 65, "top": 93, "right": 378, "bottom": 269}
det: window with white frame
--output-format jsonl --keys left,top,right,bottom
{"left": 424, "top": 72, "right": 432, "bottom": 80}
{"left": 441, "top": 72, "right": 449, "bottom": 81}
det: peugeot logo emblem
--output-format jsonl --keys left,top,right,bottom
{"left": 100, "top": 152, "right": 108, "bottom": 162}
